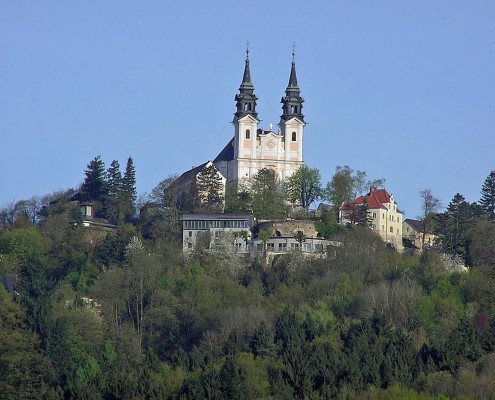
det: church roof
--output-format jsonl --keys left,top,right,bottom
{"left": 174, "top": 161, "right": 208, "bottom": 187}
{"left": 287, "top": 59, "right": 299, "bottom": 91}
{"left": 213, "top": 138, "right": 234, "bottom": 163}
{"left": 240, "top": 49, "right": 253, "bottom": 90}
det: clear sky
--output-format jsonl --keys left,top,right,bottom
{"left": 1, "top": 1, "right": 494, "bottom": 218}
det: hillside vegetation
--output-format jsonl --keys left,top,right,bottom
{"left": 2, "top": 163, "right": 495, "bottom": 399}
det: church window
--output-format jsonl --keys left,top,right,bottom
{"left": 291, "top": 132, "right": 297, "bottom": 141}
{"left": 390, "top": 226, "right": 394, "bottom": 233}
{"left": 245, "top": 129, "right": 250, "bottom": 139}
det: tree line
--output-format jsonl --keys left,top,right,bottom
{"left": 2, "top": 159, "right": 495, "bottom": 398}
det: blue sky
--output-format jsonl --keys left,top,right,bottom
{"left": 1, "top": 1, "right": 494, "bottom": 218}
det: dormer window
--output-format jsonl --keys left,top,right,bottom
{"left": 291, "top": 132, "right": 297, "bottom": 141}
{"left": 245, "top": 129, "right": 250, "bottom": 139}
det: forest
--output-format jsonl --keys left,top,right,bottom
{"left": 2, "top": 158, "right": 495, "bottom": 400}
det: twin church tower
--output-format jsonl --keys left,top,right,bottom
{"left": 213, "top": 47, "right": 306, "bottom": 183}
{"left": 177, "top": 47, "right": 306, "bottom": 191}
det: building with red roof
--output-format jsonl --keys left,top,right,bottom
{"left": 340, "top": 187, "right": 403, "bottom": 249}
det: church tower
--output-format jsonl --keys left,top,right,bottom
{"left": 232, "top": 46, "right": 260, "bottom": 181}
{"left": 279, "top": 50, "right": 305, "bottom": 180}
{"left": 229, "top": 47, "right": 305, "bottom": 183}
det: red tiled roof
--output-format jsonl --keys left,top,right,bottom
{"left": 341, "top": 188, "right": 392, "bottom": 211}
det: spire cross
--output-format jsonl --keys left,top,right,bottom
{"left": 292, "top": 42, "right": 296, "bottom": 62}
{"left": 246, "top": 40, "right": 250, "bottom": 58}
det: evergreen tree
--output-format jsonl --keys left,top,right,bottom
{"left": 121, "top": 157, "right": 137, "bottom": 222}
{"left": 442, "top": 193, "right": 470, "bottom": 255}
{"left": 275, "top": 309, "right": 314, "bottom": 398}
{"left": 224, "top": 179, "right": 251, "bottom": 213}
{"left": 356, "top": 199, "right": 372, "bottom": 227}
{"left": 219, "top": 356, "right": 246, "bottom": 400}
{"left": 80, "top": 156, "right": 107, "bottom": 206}
{"left": 250, "top": 321, "right": 277, "bottom": 358}
{"left": 196, "top": 164, "right": 224, "bottom": 213}
{"left": 105, "top": 160, "right": 123, "bottom": 223}
{"left": 480, "top": 171, "right": 495, "bottom": 221}
{"left": 186, "top": 177, "right": 201, "bottom": 213}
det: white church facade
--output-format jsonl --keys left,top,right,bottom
{"left": 172, "top": 48, "right": 306, "bottom": 206}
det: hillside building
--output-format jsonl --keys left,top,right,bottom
{"left": 340, "top": 188, "right": 403, "bottom": 249}
{"left": 402, "top": 218, "right": 438, "bottom": 249}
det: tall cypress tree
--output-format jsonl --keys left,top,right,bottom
{"left": 121, "top": 157, "right": 137, "bottom": 222}
{"left": 480, "top": 171, "right": 495, "bottom": 221}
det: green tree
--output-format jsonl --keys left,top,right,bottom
{"left": 105, "top": 159, "right": 123, "bottom": 223}
{"left": 219, "top": 356, "right": 247, "bottom": 400}
{"left": 251, "top": 168, "right": 286, "bottom": 220}
{"left": 257, "top": 229, "right": 272, "bottom": 258}
{"left": 275, "top": 309, "right": 314, "bottom": 398}
{"left": 470, "top": 220, "right": 495, "bottom": 270}
{"left": 480, "top": 171, "right": 495, "bottom": 221}
{"left": 356, "top": 200, "right": 372, "bottom": 227}
{"left": 121, "top": 157, "right": 137, "bottom": 222}
{"left": 0, "top": 285, "right": 57, "bottom": 399}
{"left": 224, "top": 179, "right": 251, "bottom": 213}
{"left": 324, "top": 165, "right": 355, "bottom": 209}
{"left": 284, "top": 165, "right": 322, "bottom": 210}
{"left": 196, "top": 164, "right": 224, "bottom": 213}
{"left": 80, "top": 156, "right": 107, "bottom": 207}
{"left": 250, "top": 321, "right": 277, "bottom": 358}
{"left": 442, "top": 193, "right": 470, "bottom": 256}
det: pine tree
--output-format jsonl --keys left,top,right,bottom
{"left": 356, "top": 200, "right": 372, "bottom": 227}
{"left": 218, "top": 356, "right": 246, "bottom": 400}
{"left": 121, "top": 157, "right": 137, "bottom": 222}
{"left": 480, "top": 171, "right": 495, "bottom": 221}
{"left": 443, "top": 193, "right": 470, "bottom": 255}
{"left": 80, "top": 156, "right": 107, "bottom": 203}
{"left": 105, "top": 160, "right": 123, "bottom": 223}
{"left": 196, "top": 164, "right": 224, "bottom": 213}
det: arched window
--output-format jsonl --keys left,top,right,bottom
{"left": 291, "top": 132, "right": 297, "bottom": 141}
{"left": 290, "top": 105, "right": 295, "bottom": 113}
{"left": 245, "top": 129, "right": 250, "bottom": 139}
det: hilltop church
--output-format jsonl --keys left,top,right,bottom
{"left": 173, "top": 47, "right": 306, "bottom": 199}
